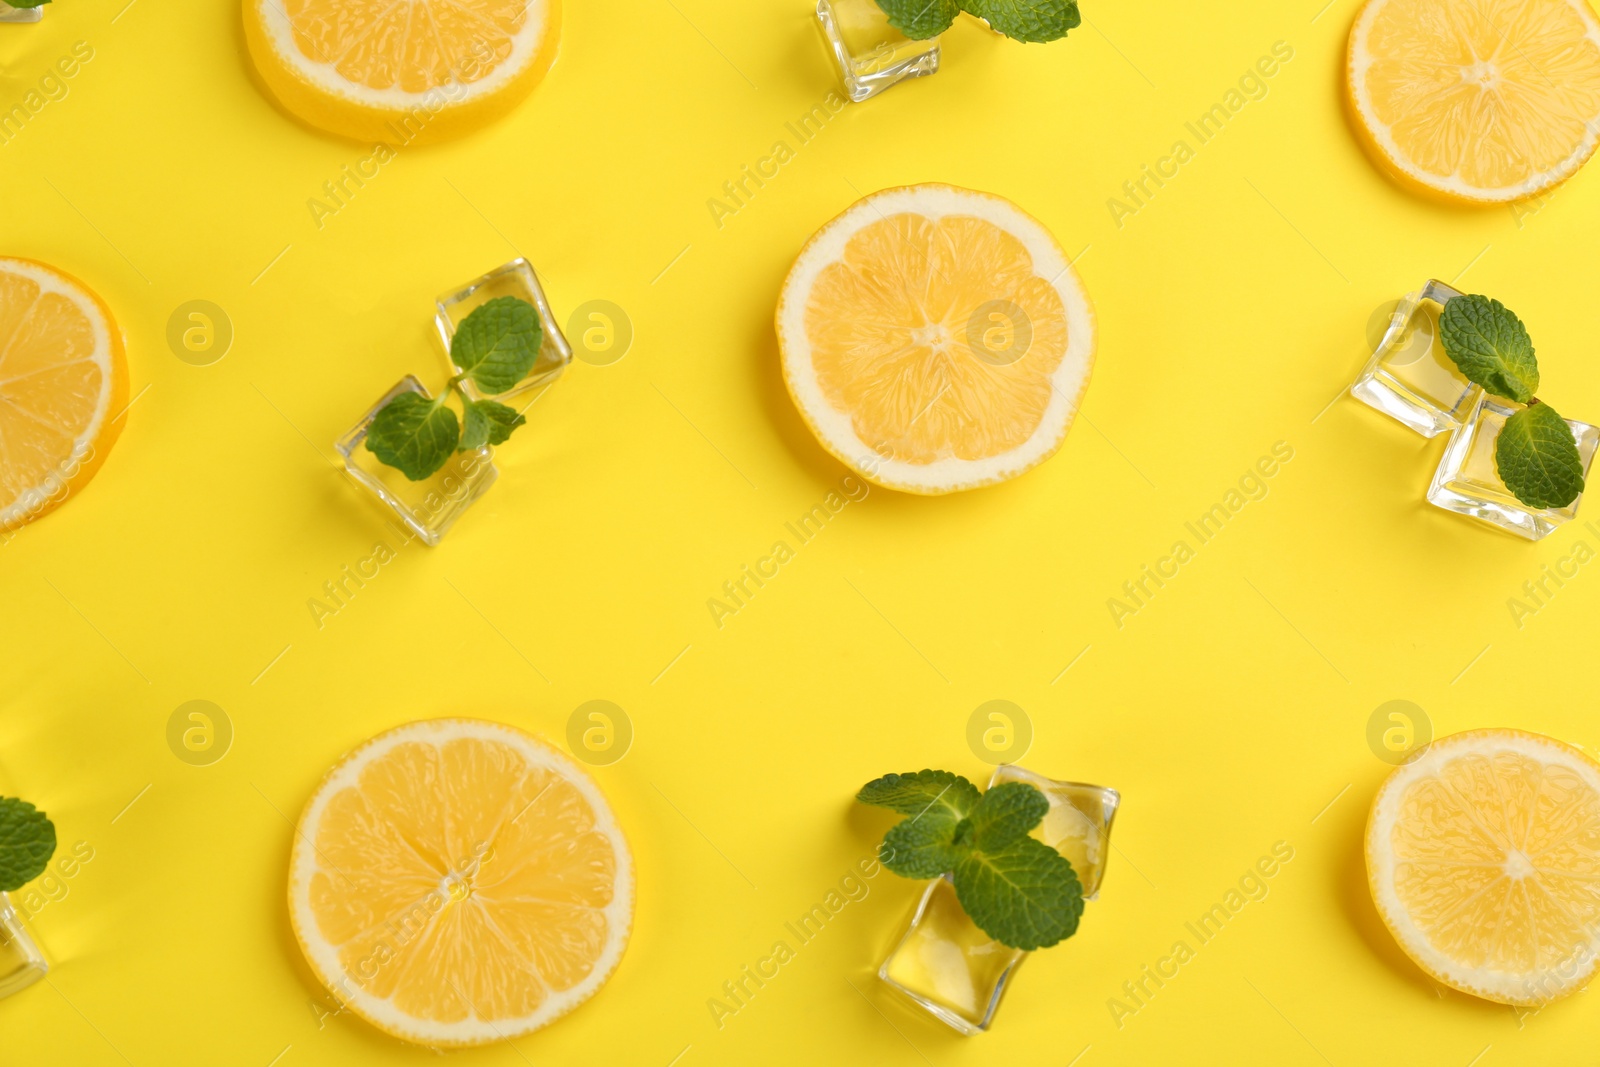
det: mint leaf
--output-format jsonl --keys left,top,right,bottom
{"left": 1496, "top": 402, "right": 1586, "bottom": 509}
{"left": 0, "top": 798, "right": 56, "bottom": 893}
{"left": 967, "top": 781, "right": 1047, "bottom": 852}
{"left": 1440, "top": 295, "right": 1539, "bottom": 403}
{"left": 857, "top": 770, "right": 979, "bottom": 822}
{"left": 963, "top": 0, "right": 1080, "bottom": 42}
{"left": 450, "top": 296, "right": 541, "bottom": 395}
{"left": 873, "top": 0, "right": 960, "bottom": 38}
{"left": 881, "top": 816, "right": 970, "bottom": 878}
{"left": 953, "top": 836, "right": 1083, "bottom": 950}
{"left": 460, "top": 399, "right": 525, "bottom": 451}
{"left": 365, "top": 391, "right": 459, "bottom": 481}
{"left": 6, "top": 1, "right": 51, "bottom": 8}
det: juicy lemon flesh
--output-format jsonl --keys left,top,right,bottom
{"left": 0, "top": 270, "right": 106, "bottom": 507}
{"left": 308, "top": 738, "right": 619, "bottom": 1025}
{"left": 284, "top": 0, "right": 525, "bottom": 92}
{"left": 1390, "top": 749, "right": 1600, "bottom": 977}
{"left": 804, "top": 212, "right": 1068, "bottom": 465}
{"left": 1362, "top": 0, "right": 1600, "bottom": 189}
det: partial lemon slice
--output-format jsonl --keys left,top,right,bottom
{"left": 1347, "top": 0, "right": 1600, "bottom": 202}
{"left": 288, "top": 719, "right": 633, "bottom": 1047}
{"left": 243, "top": 0, "right": 561, "bottom": 143}
{"left": 776, "top": 184, "right": 1094, "bottom": 495}
{"left": 1367, "top": 728, "right": 1600, "bottom": 1005}
{"left": 0, "top": 258, "right": 126, "bottom": 532}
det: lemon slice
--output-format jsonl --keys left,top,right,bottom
{"left": 288, "top": 719, "right": 633, "bottom": 1046}
{"left": 1347, "top": 0, "right": 1600, "bottom": 202}
{"left": 776, "top": 184, "right": 1094, "bottom": 495}
{"left": 1367, "top": 728, "right": 1600, "bottom": 1005}
{"left": 0, "top": 258, "right": 126, "bottom": 532}
{"left": 243, "top": 0, "right": 561, "bottom": 143}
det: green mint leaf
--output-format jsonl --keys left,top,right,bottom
{"left": 1496, "top": 402, "right": 1586, "bottom": 509}
{"left": 953, "top": 836, "right": 1083, "bottom": 950}
{"left": 460, "top": 399, "right": 525, "bottom": 452}
{"left": 967, "top": 781, "right": 1048, "bottom": 852}
{"left": 0, "top": 798, "right": 56, "bottom": 893}
{"left": 881, "top": 816, "right": 971, "bottom": 878}
{"left": 6, "top": 1, "right": 51, "bottom": 8}
{"left": 962, "top": 0, "right": 1080, "bottom": 42}
{"left": 450, "top": 296, "right": 542, "bottom": 395}
{"left": 856, "top": 770, "right": 979, "bottom": 822}
{"left": 1440, "top": 294, "right": 1539, "bottom": 403}
{"left": 873, "top": 0, "right": 960, "bottom": 38}
{"left": 364, "top": 391, "right": 459, "bottom": 481}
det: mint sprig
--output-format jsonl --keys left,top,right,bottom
{"left": 1440, "top": 294, "right": 1586, "bottom": 510}
{"left": 1440, "top": 295, "right": 1538, "bottom": 403}
{"left": 874, "top": 0, "right": 961, "bottom": 40}
{"left": 858, "top": 769, "right": 1083, "bottom": 951}
{"left": 1497, "top": 402, "right": 1585, "bottom": 509}
{"left": 365, "top": 295, "right": 541, "bottom": 481}
{"left": 0, "top": 798, "right": 56, "bottom": 893}
{"left": 5, "top": 1, "right": 52, "bottom": 8}
{"left": 875, "top": 0, "right": 1079, "bottom": 42}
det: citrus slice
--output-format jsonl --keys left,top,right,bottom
{"left": 776, "top": 184, "right": 1094, "bottom": 495}
{"left": 0, "top": 258, "right": 126, "bottom": 533}
{"left": 243, "top": 0, "right": 561, "bottom": 144}
{"left": 1366, "top": 728, "right": 1600, "bottom": 1005}
{"left": 1347, "top": 0, "right": 1600, "bottom": 202}
{"left": 288, "top": 719, "right": 633, "bottom": 1047}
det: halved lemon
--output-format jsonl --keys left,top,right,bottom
{"left": 776, "top": 184, "right": 1094, "bottom": 495}
{"left": 244, "top": 0, "right": 561, "bottom": 144}
{"left": 0, "top": 258, "right": 127, "bottom": 533}
{"left": 1347, "top": 0, "right": 1600, "bottom": 202}
{"left": 1367, "top": 728, "right": 1600, "bottom": 1005}
{"left": 288, "top": 719, "right": 633, "bottom": 1047}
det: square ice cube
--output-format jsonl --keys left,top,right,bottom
{"left": 879, "top": 876, "right": 1025, "bottom": 1034}
{"left": 1351, "top": 279, "right": 1477, "bottom": 437}
{"left": 1427, "top": 390, "right": 1599, "bottom": 541}
{"left": 335, "top": 376, "right": 498, "bottom": 546}
{"left": 816, "top": 0, "right": 940, "bottom": 103}
{"left": 0, "top": 3, "right": 44, "bottom": 23}
{"left": 435, "top": 259, "right": 571, "bottom": 404}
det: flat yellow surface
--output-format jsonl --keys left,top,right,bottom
{"left": 3, "top": 1, "right": 1600, "bottom": 1063}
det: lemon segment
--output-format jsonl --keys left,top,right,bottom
{"left": 244, "top": 0, "right": 561, "bottom": 143}
{"left": 1366, "top": 728, "right": 1600, "bottom": 1005}
{"left": 0, "top": 258, "right": 126, "bottom": 531}
{"left": 288, "top": 719, "right": 633, "bottom": 1047}
{"left": 776, "top": 184, "right": 1094, "bottom": 495}
{"left": 1347, "top": 0, "right": 1600, "bottom": 202}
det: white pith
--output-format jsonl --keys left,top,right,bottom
{"left": 1368, "top": 730, "right": 1600, "bottom": 1004}
{"left": 1349, "top": 0, "right": 1600, "bottom": 202}
{"left": 0, "top": 258, "right": 115, "bottom": 525}
{"left": 254, "top": 0, "right": 552, "bottom": 112}
{"left": 288, "top": 718, "right": 634, "bottom": 1047}
{"left": 778, "top": 185, "right": 1095, "bottom": 494}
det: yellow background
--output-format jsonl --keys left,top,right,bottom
{"left": 3, "top": 0, "right": 1600, "bottom": 1062}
